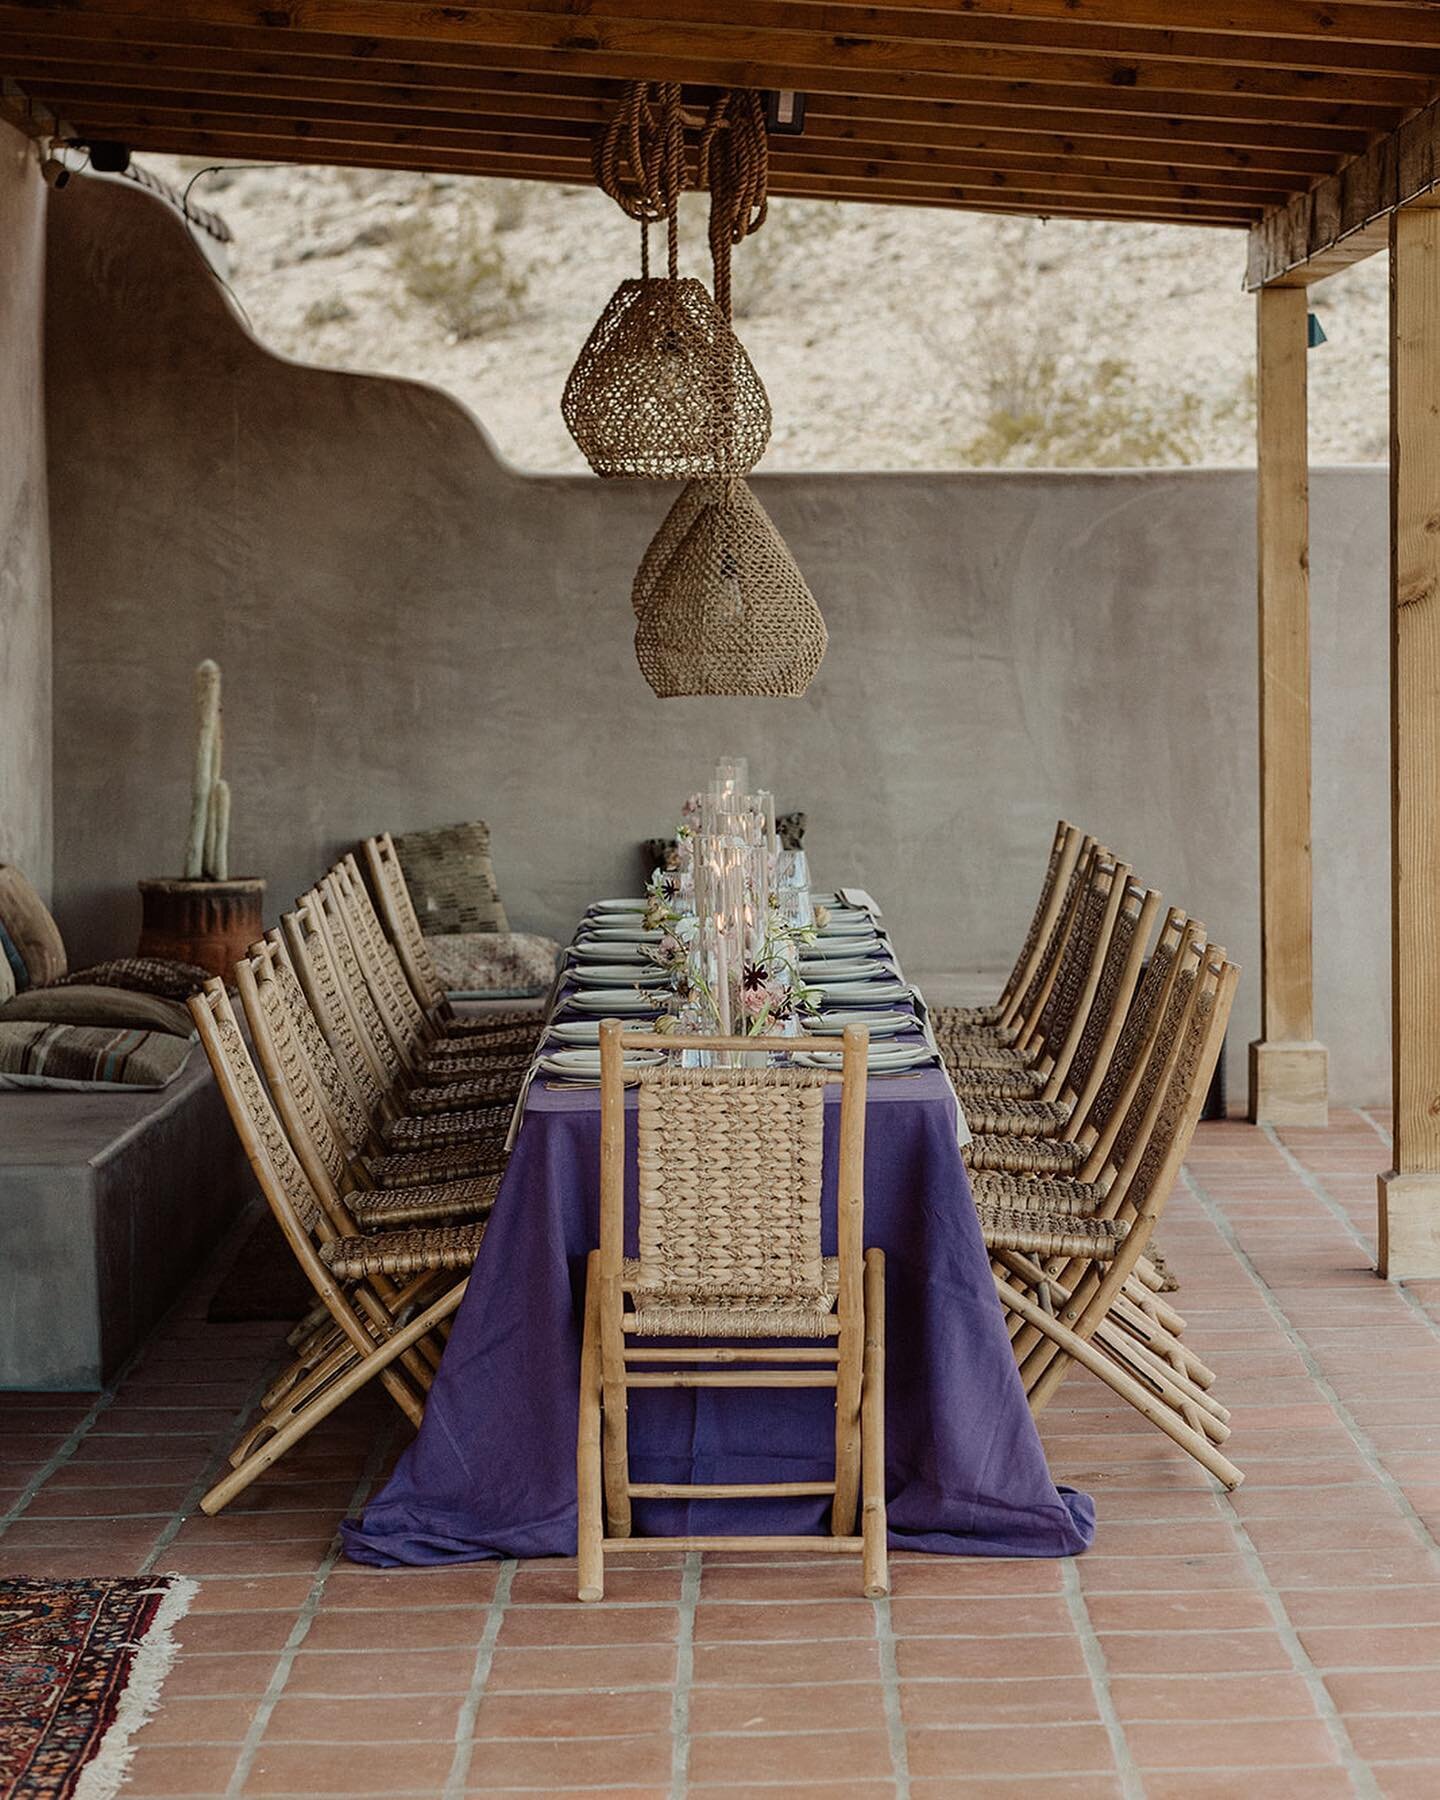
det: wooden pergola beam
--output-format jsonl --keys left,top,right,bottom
{"left": 1247, "top": 90, "right": 1440, "bottom": 288}
{"left": 1380, "top": 199, "right": 1440, "bottom": 1280}
{"left": 2, "top": 1, "right": 1429, "bottom": 113}
{"left": 1250, "top": 285, "right": 1326, "bottom": 1128}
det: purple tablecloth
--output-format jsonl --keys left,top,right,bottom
{"left": 342, "top": 975, "right": 1093, "bottom": 1564}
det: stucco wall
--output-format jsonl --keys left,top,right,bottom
{"left": 0, "top": 121, "right": 52, "bottom": 895}
{"left": 45, "top": 174, "right": 1391, "bottom": 1102}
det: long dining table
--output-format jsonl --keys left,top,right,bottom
{"left": 342, "top": 897, "right": 1094, "bottom": 1566}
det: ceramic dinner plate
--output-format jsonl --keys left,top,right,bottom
{"left": 572, "top": 941, "right": 653, "bottom": 962}
{"left": 589, "top": 899, "right": 648, "bottom": 913}
{"left": 798, "top": 958, "right": 893, "bottom": 981}
{"left": 582, "top": 926, "right": 663, "bottom": 943}
{"left": 815, "top": 979, "right": 912, "bottom": 1004}
{"left": 547, "top": 1019, "right": 647, "bottom": 1045}
{"left": 817, "top": 920, "right": 882, "bottom": 937}
{"left": 569, "top": 990, "right": 666, "bottom": 1013}
{"left": 796, "top": 1042, "right": 934, "bottom": 1073}
{"left": 570, "top": 964, "right": 669, "bottom": 986}
{"left": 803, "top": 936, "right": 886, "bottom": 957}
{"left": 810, "top": 1010, "right": 914, "bottom": 1039}
{"left": 538, "top": 1048, "right": 665, "bottom": 1076}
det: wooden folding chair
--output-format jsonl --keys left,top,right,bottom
{"left": 332, "top": 856, "right": 539, "bottom": 1074}
{"left": 190, "top": 980, "right": 482, "bottom": 1513}
{"left": 237, "top": 941, "right": 503, "bottom": 1231}
{"left": 577, "top": 1021, "right": 887, "bottom": 1602}
{"left": 936, "top": 819, "right": 1083, "bottom": 1036}
{"left": 361, "top": 831, "right": 539, "bottom": 1043}
{"left": 943, "top": 852, "right": 1129, "bottom": 1106}
{"left": 984, "top": 945, "right": 1242, "bottom": 1487}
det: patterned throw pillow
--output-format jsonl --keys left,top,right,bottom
{"left": 426, "top": 932, "right": 559, "bottom": 999}
{"left": 393, "top": 822, "right": 510, "bottom": 936}
{"left": 0, "top": 1023, "right": 195, "bottom": 1090}
{"left": 0, "top": 984, "right": 196, "bottom": 1040}
{"left": 0, "top": 866, "right": 66, "bottom": 988}
{"left": 54, "top": 957, "right": 213, "bottom": 1002}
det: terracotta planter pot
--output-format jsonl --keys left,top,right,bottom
{"left": 137, "top": 877, "right": 266, "bottom": 979}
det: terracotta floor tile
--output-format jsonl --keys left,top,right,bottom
{"left": 688, "top": 1682, "right": 888, "bottom": 1736}
{"left": 887, "top": 1593, "right": 1072, "bottom": 1637}
{"left": 1372, "top": 1767, "right": 1440, "bottom": 1799}
{"left": 1106, "top": 1671, "right": 1318, "bottom": 1723}
{"left": 115, "top": 1744, "right": 244, "bottom": 1795}
{"left": 1345, "top": 1713, "right": 1440, "bottom": 1761}
{"left": 471, "top": 1688, "right": 673, "bottom": 1740}
{"left": 1096, "top": 1630, "right": 1294, "bottom": 1676}
{"left": 243, "top": 1739, "right": 457, "bottom": 1795}
{"left": 698, "top": 1561, "right": 883, "bottom": 1602}
{"left": 877, "top": 1556, "right": 1063, "bottom": 1595}
{"left": 687, "top": 1728, "right": 895, "bottom": 1786}
{"left": 1141, "top": 1772, "right": 1358, "bottom": 1800}
{"left": 905, "top": 1722, "right": 1116, "bottom": 1778}
{"left": 497, "top": 1604, "right": 680, "bottom": 1648}
{"left": 141, "top": 1651, "right": 282, "bottom": 1699}
{"left": 1081, "top": 1588, "right": 1275, "bottom": 1634}
{"left": 688, "top": 1786, "right": 896, "bottom": 1800}
{"left": 486, "top": 1642, "right": 677, "bottom": 1692}
{"left": 1297, "top": 1623, "right": 1440, "bottom": 1669}
{"left": 176, "top": 1609, "right": 299, "bottom": 1655}
{"left": 1124, "top": 1717, "right": 1343, "bottom": 1770}
{"left": 285, "top": 1647, "right": 479, "bottom": 1695}
{"left": 321, "top": 1564, "right": 498, "bottom": 1606}
{"left": 300, "top": 1604, "right": 488, "bottom": 1652}
{"left": 894, "top": 1633, "right": 1087, "bottom": 1681}
{"left": 899, "top": 1675, "right": 1100, "bottom": 1728}
{"left": 691, "top": 1638, "right": 881, "bottom": 1686}
{"left": 909, "top": 1779, "right": 1121, "bottom": 1800}
{"left": 130, "top": 1695, "right": 263, "bottom": 1746}
{"left": 507, "top": 1562, "right": 681, "bottom": 1604}
{"left": 187, "top": 1575, "right": 317, "bottom": 1612}
{"left": 461, "top": 1734, "right": 673, "bottom": 1788}
{"left": 693, "top": 1600, "right": 879, "bottom": 1642}
{"left": 1282, "top": 1584, "right": 1440, "bottom": 1628}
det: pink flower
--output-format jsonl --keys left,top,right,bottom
{"left": 740, "top": 983, "right": 770, "bottom": 1018}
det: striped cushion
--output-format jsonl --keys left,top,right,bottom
{"left": 0, "top": 1023, "right": 194, "bottom": 1090}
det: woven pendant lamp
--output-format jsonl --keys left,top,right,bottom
{"left": 632, "top": 478, "right": 710, "bottom": 616}
{"left": 563, "top": 284, "right": 771, "bottom": 479}
{"left": 634, "top": 480, "right": 828, "bottom": 698}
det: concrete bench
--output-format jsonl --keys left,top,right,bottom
{"left": 0, "top": 1061, "right": 255, "bottom": 1389}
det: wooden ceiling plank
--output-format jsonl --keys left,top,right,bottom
{"left": 3, "top": 0, "right": 1428, "bottom": 112}
{"left": 37, "top": 80, "right": 1309, "bottom": 195}
{"left": 0, "top": 10, "right": 1404, "bottom": 134}
{"left": 5, "top": 56, "right": 1346, "bottom": 171}
{"left": 61, "top": 94, "right": 1281, "bottom": 204}
{"left": 96, "top": 120, "right": 1257, "bottom": 221}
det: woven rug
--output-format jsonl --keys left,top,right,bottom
{"left": 0, "top": 1575, "right": 195, "bottom": 1800}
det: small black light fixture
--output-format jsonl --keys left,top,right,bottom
{"left": 763, "top": 90, "right": 807, "bottom": 136}
{"left": 85, "top": 140, "right": 132, "bottom": 174}
{"left": 39, "top": 154, "right": 71, "bottom": 189}
{"left": 1307, "top": 310, "right": 1328, "bottom": 349}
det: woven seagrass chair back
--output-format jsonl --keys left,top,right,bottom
{"left": 329, "top": 859, "right": 428, "bottom": 1056}
{"left": 362, "top": 832, "right": 446, "bottom": 1013}
{"left": 284, "top": 892, "right": 393, "bottom": 1111}
{"left": 189, "top": 978, "right": 332, "bottom": 1247}
{"left": 1081, "top": 910, "right": 1200, "bottom": 1160}
{"left": 1062, "top": 877, "right": 1160, "bottom": 1121}
{"left": 1031, "top": 853, "right": 1127, "bottom": 1069}
{"left": 633, "top": 1064, "right": 829, "bottom": 1317}
{"left": 1009, "top": 835, "right": 1099, "bottom": 1039}
{"left": 1000, "top": 820, "right": 1082, "bottom": 1016}
{"left": 1104, "top": 924, "right": 1207, "bottom": 1178}
{"left": 237, "top": 943, "right": 369, "bottom": 1204}
{"left": 318, "top": 877, "right": 415, "bottom": 1083}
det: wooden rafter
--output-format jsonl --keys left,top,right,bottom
{"left": 5, "top": 0, "right": 1440, "bottom": 235}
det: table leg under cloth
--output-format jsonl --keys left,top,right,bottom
{"left": 341, "top": 1070, "right": 1093, "bottom": 1564}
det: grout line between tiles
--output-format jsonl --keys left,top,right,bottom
{"left": 872, "top": 1587, "right": 911, "bottom": 1799}
{"left": 668, "top": 1550, "right": 702, "bottom": 1800}
{"left": 441, "top": 1557, "right": 516, "bottom": 1800}
{"left": 1059, "top": 1556, "right": 1143, "bottom": 1800}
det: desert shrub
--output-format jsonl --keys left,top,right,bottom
{"left": 961, "top": 345, "right": 1207, "bottom": 468}
{"left": 390, "top": 207, "right": 528, "bottom": 339}
{"left": 303, "top": 295, "right": 354, "bottom": 327}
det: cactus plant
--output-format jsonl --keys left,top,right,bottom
{"left": 182, "top": 659, "right": 231, "bottom": 881}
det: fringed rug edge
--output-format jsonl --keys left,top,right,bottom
{"left": 70, "top": 1575, "right": 198, "bottom": 1800}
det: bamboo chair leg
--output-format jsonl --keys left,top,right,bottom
{"left": 577, "top": 1253, "right": 605, "bottom": 1603}
{"left": 201, "top": 1279, "right": 469, "bottom": 1514}
{"left": 860, "top": 1249, "right": 889, "bottom": 1599}
{"left": 832, "top": 1311, "right": 863, "bottom": 1538}
{"left": 1091, "top": 1318, "right": 1232, "bottom": 1442}
{"left": 995, "top": 1277, "right": 1243, "bottom": 1490}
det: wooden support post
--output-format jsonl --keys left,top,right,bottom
{"left": 1380, "top": 201, "right": 1440, "bottom": 1280}
{"left": 1250, "top": 284, "right": 1328, "bottom": 1127}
